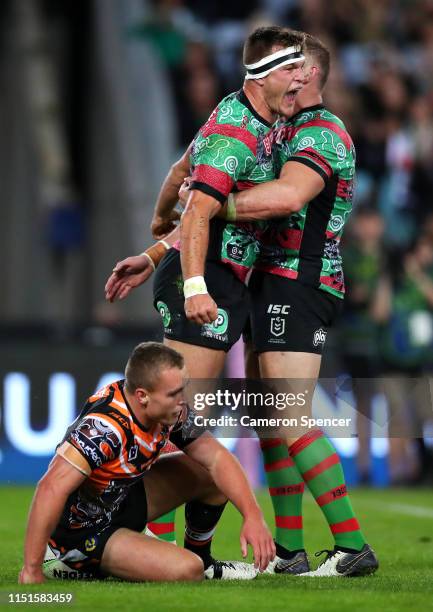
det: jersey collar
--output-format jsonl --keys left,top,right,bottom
{"left": 288, "top": 104, "right": 325, "bottom": 123}
{"left": 238, "top": 90, "right": 273, "bottom": 128}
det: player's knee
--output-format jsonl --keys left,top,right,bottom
{"left": 176, "top": 553, "right": 204, "bottom": 581}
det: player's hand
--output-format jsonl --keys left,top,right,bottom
{"left": 105, "top": 254, "right": 154, "bottom": 302}
{"left": 178, "top": 177, "right": 192, "bottom": 208}
{"left": 240, "top": 511, "right": 275, "bottom": 572}
{"left": 151, "top": 211, "right": 181, "bottom": 239}
{"left": 18, "top": 566, "right": 45, "bottom": 584}
{"left": 184, "top": 294, "right": 218, "bottom": 325}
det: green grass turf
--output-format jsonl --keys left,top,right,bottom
{"left": 1, "top": 486, "right": 433, "bottom": 611}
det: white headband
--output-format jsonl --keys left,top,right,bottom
{"left": 244, "top": 45, "right": 304, "bottom": 80}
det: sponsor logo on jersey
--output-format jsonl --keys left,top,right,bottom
{"left": 227, "top": 243, "right": 246, "bottom": 262}
{"left": 267, "top": 304, "right": 291, "bottom": 315}
{"left": 313, "top": 328, "right": 327, "bottom": 347}
{"left": 270, "top": 316, "right": 285, "bottom": 337}
{"left": 128, "top": 444, "right": 138, "bottom": 462}
{"left": 157, "top": 301, "right": 171, "bottom": 328}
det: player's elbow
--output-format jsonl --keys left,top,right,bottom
{"left": 275, "top": 184, "right": 305, "bottom": 215}
{"left": 282, "top": 189, "right": 305, "bottom": 214}
{"left": 288, "top": 198, "right": 305, "bottom": 213}
{"left": 35, "top": 474, "right": 57, "bottom": 501}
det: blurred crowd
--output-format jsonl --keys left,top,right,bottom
{"left": 134, "top": 0, "right": 433, "bottom": 485}
{"left": 3, "top": 0, "right": 433, "bottom": 484}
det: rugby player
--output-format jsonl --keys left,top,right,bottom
{"left": 105, "top": 26, "right": 306, "bottom": 566}
{"left": 203, "top": 33, "right": 379, "bottom": 577}
{"left": 19, "top": 342, "right": 274, "bottom": 584}
{"left": 105, "top": 30, "right": 378, "bottom": 577}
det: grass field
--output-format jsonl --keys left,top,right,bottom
{"left": 1, "top": 486, "right": 433, "bottom": 611}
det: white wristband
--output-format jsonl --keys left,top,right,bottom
{"left": 184, "top": 276, "right": 208, "bottom": 299}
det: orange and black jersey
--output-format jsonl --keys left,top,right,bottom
{"left": 54, "top": 380, "right": 202, "bottom": 535}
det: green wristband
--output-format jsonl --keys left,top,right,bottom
{"left": 226, "top": 193, "right": 237, "bottom": 222}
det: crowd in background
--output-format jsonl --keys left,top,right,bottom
{"left": 2, "top": 0, "right": 433, "bottom": 485}
{"left": 134, "top": 0, "right": 433, "bottom": 485}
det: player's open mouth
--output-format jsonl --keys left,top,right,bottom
{"left": 285, "top": 88, "right": 302, "bottom": 103}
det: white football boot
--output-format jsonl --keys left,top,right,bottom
{"left": 299, "top": 544, "right": 378, "bottom": 577}
{"left": 204, "top": 559, "right": 258, "bottom": 580}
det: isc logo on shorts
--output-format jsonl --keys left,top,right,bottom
{"left": 313, "top": 328, "right": 327, "bottom": 347}
{"left": 267, "top": 304, "right": 291, "bottom": 315}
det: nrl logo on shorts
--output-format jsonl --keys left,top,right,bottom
{"left": 270, "top": 316, "right": 285, "bottom": 337}
{"left": 313, "top": 328, "right": 327, "bottom": 347}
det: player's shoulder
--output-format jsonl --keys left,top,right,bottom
{"left": 85, "top": 380, "right": 131, "bottom": 429}
{"left": 291, "top": 107, "right": 353, "bottom": 148}
{"left": 198, "top": 90, "right": 268, "bottom": 146}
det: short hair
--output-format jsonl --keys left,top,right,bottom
{"left": 125, "top": 342, "right": 184, "bottom": 392}
{"left": 303, "top": 33, "right": 330, "bottom": 89}
{"left": 243, "top": 26, "right": 304, "bottom": 66}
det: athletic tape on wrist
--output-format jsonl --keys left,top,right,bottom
{"left": 142, "top": 252, "right": 156, "bottom": 271}
{"left": 141, "top": 241, "right": 168, "bottom": 270}
{"left": 184, "top": 276, "right": 208, "bottom": 299}
{"left": 226, "top": 193, "right": 237, "bottom": 222}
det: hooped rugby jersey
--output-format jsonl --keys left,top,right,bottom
{"left": 256, "top": 105, "right": 355, "bottom": 298}
{"left": 54, "top": 380, "right": 201, "bottom": 534}
{"left": 176, "top": 89, "right": 276, "bottom": 282}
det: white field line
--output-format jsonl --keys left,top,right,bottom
{"left": 301, "top": 492, "right": 433, "bottom": 518}
{"left": 358, "top": 500, "right": 433, "bottom": 519}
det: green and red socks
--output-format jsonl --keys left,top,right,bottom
{"left": 146, "top": 510, "right": 177, "bottom": 544}
{"left": 260, "top": 438, "right": 305, "bottom": 555}
{"left": 289, "top": 430, "right": 366, "bottom": 552}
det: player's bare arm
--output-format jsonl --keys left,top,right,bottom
{"left": 151, "top": 147, "right": 191, "bottom": 238}
{"left": 180, "top": 190, "right": 221, "bottom": 325}
{"left": 19, "top": 452, "right": 88, "bottom": 584}
{"left": 222, "top": 162, "right": 324, "bottom": 221}
{"left": 184, "top": 432, "right": 275, "bottom": 571}
{"left": 105, "top": 227, "right": 179, "bottom": 302}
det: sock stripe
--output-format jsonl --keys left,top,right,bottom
{"left": 301, "top": 453, "right": 340, "bottom": 482}
{"left": 269, "top": 484, "right": 305, "bottom": 496}
{"left": 289, "top": 430, "right": 324, "bottom": 457}
{"left": 184, "top": 535, "right": 213, "bottom": 546}
{"left": 260, "top": 439, "right": 284, "bottom": 450}
{"left": 264, "top": 457, "right": 295, "bottom": 472}
{"left": 147, "top": 522, "right": 175, "bottom": 535}
{"left": 315, "top": 485, "right": 347, "bottom": 507}
{"left": 275, "top": 516, "right": 303, "bottom": 529}
{"left": 330, "top": 517, "right": 360, "bottom": 534}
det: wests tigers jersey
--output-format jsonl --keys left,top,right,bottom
{"left": 55, "top": 380, "right": 200, "bottom": 534}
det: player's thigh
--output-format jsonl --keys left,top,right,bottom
{"left": 154, "top": 250, "right": 249, "bottom": 358}
{"left": 101, "top": 528, "right": 203, "bottom": 582}
{"left": 143, "top": 452, "right": 222, "bottom": 521}
{"left": 164, "top": 338, "right": 226, "bottom": 378}
{"left": 249, "top": 271, "right": 340, "bottom": 363}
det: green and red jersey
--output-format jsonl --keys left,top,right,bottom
{"left": 186, "top": 90, "right": 276, "bottom": 281}
{"left": 256, "top": 105, "right": 356, "bottom": 298}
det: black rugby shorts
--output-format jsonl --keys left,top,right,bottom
{"left": 153, "top": 248, "right": 250, "bottom": 352}
{"left": 247, "top": 270, "right": 343, "bottom": 354}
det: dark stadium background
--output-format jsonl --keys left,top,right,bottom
{"left": 1, "top": 0, "right": 433, "bottom": 489}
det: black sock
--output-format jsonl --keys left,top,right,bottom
{"left": 275, "top": 542, "right": 304, "bottom": 560}
{"left": 184, "top": 501, "right": 227, "bottom": 568}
